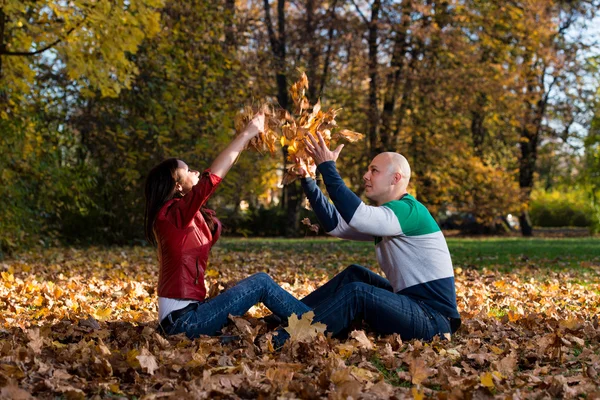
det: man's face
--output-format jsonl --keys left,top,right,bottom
{"left": 363, "top": 154, "right": 395, "bottom": 204}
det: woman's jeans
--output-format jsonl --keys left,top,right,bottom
{"left": 161, "top": 272, "right": 310, "bottom": 338}
{"left": 273, "top": 264, "right": 453, "bottom": 346}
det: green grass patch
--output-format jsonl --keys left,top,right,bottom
{"left": 217, "top": 237, "right": 600, "bottom": 272}
{"left": 369, "top": 356, "right": 411, "bottom": 387}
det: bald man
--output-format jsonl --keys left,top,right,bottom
{"left": 274, "top": 133, "right": 460, "bottom": 344}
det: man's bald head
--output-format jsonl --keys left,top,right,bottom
{"left": 364, "top": 152, "right": 411, "bottom": 205}
{"left": 380, "top": 152, "right": 411, "bottom": 187}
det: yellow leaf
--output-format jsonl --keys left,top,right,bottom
{"left": 1, "top": 272, "right": 14, "bottom": 282}
{"left": 336, "top": 343, "right": 356, "bottom": 358}
{"left": 205, "top": 269, "right": 219, "bottom": 278}
{"left": 95, "top": 307, "right": 112, "bottom": 320}
{"left": 412, "top": 386, "right": 424, "bottom": 400}
{"left": 126, "top": 349, "right": 141, "bottom": 368}
{"left": 33, "top": 295, "right": 45, "bottom": 307}
{"left": 480, "top": 372, "right": 495, "bottom": 388}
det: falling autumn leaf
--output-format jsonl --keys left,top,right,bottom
{"left": 234, "top": 73, "right": 365, "bottom": 184}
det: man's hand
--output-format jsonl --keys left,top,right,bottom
{"left": 303, "top": 131, "right": 344, "bottom": 166}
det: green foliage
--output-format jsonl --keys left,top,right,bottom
{"left": 530, "top": 188, "right": 593, "bottom": 228}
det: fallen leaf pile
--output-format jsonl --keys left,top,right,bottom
{"left": 0, "top": 240, "right": 599, "bottom": 399}
{"left": 235, "top": 73, "right": 365, "bottom": 185}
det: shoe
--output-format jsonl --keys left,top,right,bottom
{"left": 261, "top": 314, "right": 284, "bottom": 330}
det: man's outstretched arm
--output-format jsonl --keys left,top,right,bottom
{"left": 301, "top": 177, "right": 372, "bottom": 241}
{"left": 304, "top": 132, "right": 403, "bottom": 237}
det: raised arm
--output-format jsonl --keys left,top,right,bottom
{"left": 304, "top": 133, "right": 402, "bottom": 237}
{"left": 301, "top": 177, "right": 373, "bottom": 241}
{"left": 210, "top": 112, "right": 265, "bottom": 179}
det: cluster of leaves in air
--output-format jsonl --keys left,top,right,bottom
{"left": 0, "top": 245, "right": 599, "bottom": 399}
{"left": 235, "top": 73, "right": 365, "bottom": 185}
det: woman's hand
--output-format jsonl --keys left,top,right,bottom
{"left": 242, "top": 112, "right": 265, "bottom": 138}
{"left": 210, "top": 112, "right": 265, "bottom": 179}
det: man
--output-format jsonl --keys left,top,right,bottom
{"left": 279, "top": 132, "right": 460, "bottom": 343}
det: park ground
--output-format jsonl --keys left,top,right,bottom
{"left": 0, "top": 237, "right": 599, "bottom": 399}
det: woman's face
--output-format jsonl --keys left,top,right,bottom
{"left": 173, "top": 160, "right": 200, "bottom": 196}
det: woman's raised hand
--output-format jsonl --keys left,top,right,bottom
{"left": 243, "top": 112, "right": 265, "bottom": 138}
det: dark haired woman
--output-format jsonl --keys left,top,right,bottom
{"left": 144, "top": 113, "right": 310, "bottom": 339}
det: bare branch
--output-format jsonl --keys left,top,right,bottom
{"left": 349, "top": 0, "right": 369, "bottom": 25}
{"left": 2, "top": 16, "right": 86, "bottom": 57}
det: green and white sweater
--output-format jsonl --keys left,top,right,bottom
{"left": 301, "top": 161, "right": 460, "bottom": 319}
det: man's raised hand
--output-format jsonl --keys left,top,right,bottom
{"left": 303, "top": 131, "right": 344, "bottom": 166}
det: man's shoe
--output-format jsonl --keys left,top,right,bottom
{"left": 261, "top": 314, "right": 284, "bottom": 330}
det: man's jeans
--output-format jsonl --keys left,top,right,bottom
{"left": 274, "top": 264, "right": 453, "bottom": 346}
{"left": 161, "top": 272, "right": 310, "bottom": 338}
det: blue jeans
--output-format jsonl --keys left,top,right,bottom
{"left": 162, "top": 272, "right": 310, "bottom": 339}
{"left": 274, "top": 264, "right": 452, "bottom": 346}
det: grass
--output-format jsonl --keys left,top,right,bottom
{"left": 217, "top": 236, "right": 600, "bottom": 270}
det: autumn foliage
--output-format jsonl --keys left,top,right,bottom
{"left": 1, "top": 242, "right": 599, "bottom": 398}
{"left": 235, "top": 73, "right": 365, "bottom": 184}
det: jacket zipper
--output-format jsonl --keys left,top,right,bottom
{"left": 195, "top": 258, "right": 200, "bottom": 285}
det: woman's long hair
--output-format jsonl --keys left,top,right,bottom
{"left": 144, "top": 158, "right": 216, "bottom": 247}
{"left": 144, "top": 158, "right": 179, "bottom": 247}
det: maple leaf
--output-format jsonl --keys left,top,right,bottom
{"left": 409, "top": 357, "right": 431, "bottom": 385}
{"left": 136, "top": 348, "right": 159, "bottom": 375}
{"left": 284, "top": 311, "right": 326, "bottom": 342}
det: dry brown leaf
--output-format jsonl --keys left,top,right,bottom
{"left": 136, "top": 348, "right": 159, "bottom": 375}
{"left": 409, "top": 357, "right": 432, "bottom": 385}
{"left": 350, "top": 330, "right": 374, "bottom": 350}
{"left": 284, "top": 311, "right": 327, "bottom": 342}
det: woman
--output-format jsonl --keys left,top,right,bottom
{"left": 144, "top": 113, "right": 310, "bottom": 339}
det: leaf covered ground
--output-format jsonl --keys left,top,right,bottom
{"left": 1, "top": 238, "right": 599, "bottom": 399}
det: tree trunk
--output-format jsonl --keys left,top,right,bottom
{"left": 367, "top": 0, "right": 381, "bottom": 159}
{"left": 264, "top": 0, "right": 301, "bottom": 236}
{"left": 380, "top": 0, "right": 410, "bottom": 152}
{"left": 224, "top": 0, "right": 237, "bottom": 49}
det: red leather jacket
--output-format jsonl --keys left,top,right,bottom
{"left": 154, "top": 170, "right": 222, "bottom": 301}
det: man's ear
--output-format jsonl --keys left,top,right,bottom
{"left": 392, "top": 172, "right": 402, "bottom": 185}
